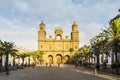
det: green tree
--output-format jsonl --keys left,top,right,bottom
{"left": 11, "top": 50, "right": 18, "bottom": 66}
{"left": 79, "top": 45, "right": 92, "bottom": 67}
{"left": 34, "top": 51, "right": 44, "bottom": 65}
{"left": 90, "top": 32, "right": 112, "bottom": 70}
{"left": 26, "top": 52, "right": 32, "bottom": 66}
{"left": 101, "top": 18, "right": 120, "bottom": 74}
{"left": 18, "top": 53, "right": 28, "bottom": 66}
{"left": 0, "top": 40, "right": 17, "bottom": 75}
{"left": 69, "top": 48, "right": 74, "bottom": 59}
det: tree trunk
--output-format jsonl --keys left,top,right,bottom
{"left": 28, "top": 57, "right": 30, "bottom": 66}
{"left": 115, "top": 40, "right": 119, "bottom": 74}
{"left": 22, "top": 58, "right": 24, "bottom": 66}
{"left": 96, "top": 54, "right": 100, "bottom": 70}
{"left": 5, "top": 53, "right": 9, "bottom": 75}
{"left": 34, "top": 58, "right": 36, "bottom": 66}
{"left": 13, "top": 57, "right": 15, "bottom": 66}
{"left": 97, "top": 55, "right": 100, "bottom": 65}
{"left": 0, "top": 56, "right": 2, "bottom": 68}
{"left": 88, "top": 58, "right": 91, "bottom": 68}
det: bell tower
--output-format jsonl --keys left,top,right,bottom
{"left": 38, "top": 21, "right": 46, "bottom": 41}
{"left": 71, "top": 21, "right": 79, "bottom": 41}
{"left": 55, "top": 28, "right": 63, "bottom": 40}
{"left": 71, "top": 21, "right": 79, "bottom": 51}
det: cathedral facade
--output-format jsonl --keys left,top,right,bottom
{"left": 38, "top": 21, "right": 79, "bottom": 64}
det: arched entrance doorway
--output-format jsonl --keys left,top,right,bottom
{"left": 64, "top": 55, "right": 70, "bottom": 64}
{"left": 56, "top": 54, "right": 62, "bottom": 64}
{"left": 48, "top": 55, "right": 53, "bottom": 64}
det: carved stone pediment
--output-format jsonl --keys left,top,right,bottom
{"left": 55, "top": 28, "right": 63, "bottom": 36}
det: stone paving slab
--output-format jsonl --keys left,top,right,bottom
{"left": 0, "top": 65, "right": 119, "bottom": 80}
{"left": 62, "top": 65, "right": 120, "bottom": 80}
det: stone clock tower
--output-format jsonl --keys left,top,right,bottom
{"left": 71, "top": 21, "right": 79, "bottom": 51}
{"left": 38, "top": 21, "right": 46, "bottom": 41}
{"left": 71, "top": 21, "right": 79, "bottom": 41}
{"left": 38, "top": 21, "right": 79, "bottom": 65}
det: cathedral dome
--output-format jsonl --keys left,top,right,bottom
{"left": 39, "top": 21, "right": 45, "bottom": 26}
{"left": 72, "top": 21, "right": 78, "bottom": 26}
{"left": 39, "top": 21, "right": 45, "bottom": 30}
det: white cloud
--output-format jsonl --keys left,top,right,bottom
{"left": 79, "top": 23, "right": 103, "bottom": 45}
{"left": 0, "top": 16, "right": 38, "bottom": 51}
{"left": 0, "top": 0, "right": 120, "bottom": 50}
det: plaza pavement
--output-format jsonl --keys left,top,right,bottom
{"left": 0, "top": 64, "right": 120, "bottom": 80}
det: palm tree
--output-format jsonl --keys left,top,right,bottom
{"left": 79, "top": 45, "right": 92, "bottom": 67}
{"left": 91, "top": 38, "right": 100, "bottom": 67}
{"left": 9, "top": 47, "right": 18, "bottom": 66}
{"left": 26, "top": 52, "right": 32, "bottom": 66}
{"left": 90, "top": 32, "right": 112, "bottom": 69}
{"left": 102, "top": 18, "right": 120, "bottom": 74}
{"left": 82, "top": 46, "right": 90, "bottom": 61}
{"left": 18, "top": 53, "right": 28, "bottom": 66}
{"left": 0, "top": 40, "right": 17, "bottom": 75}
{"left": 34, "top": 51, "right": 44, "bottom": 65}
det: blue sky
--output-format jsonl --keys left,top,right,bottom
{"left": 0, "top": 0, "right": 120, "bottom": 51}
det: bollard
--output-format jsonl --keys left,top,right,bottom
{"left": 94, "top": 68, "right": 97, "bottom": 75}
